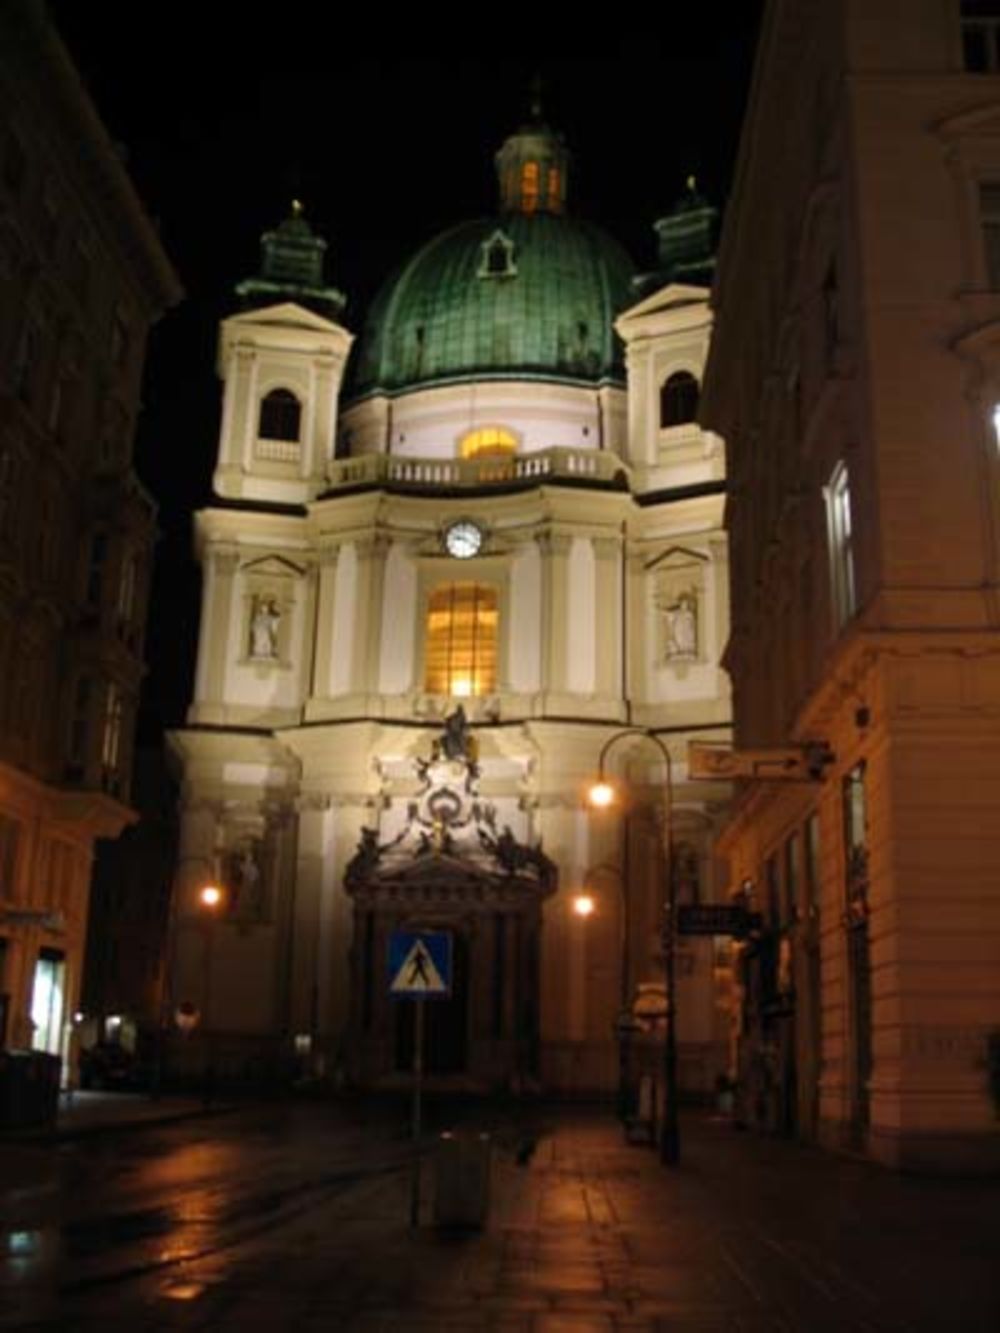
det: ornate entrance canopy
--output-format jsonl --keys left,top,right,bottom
{"left": 344, "top": 709, "right": 556, "bottom": 1089}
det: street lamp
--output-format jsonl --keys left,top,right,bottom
{"left": 154, "top": 859, "right": 223, "bottom": 1096}
{"left": 588, "top": 727, "right": 679, "bottom": 1166}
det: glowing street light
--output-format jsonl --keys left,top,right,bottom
{"left": 572, "top": 894, "right": 595, "bottom": 918}
{"left": 199, "top": 884, "right": 223, "bottom": 909}
{"left": 589, "top": 727, "right": 678, "bottom": 1167}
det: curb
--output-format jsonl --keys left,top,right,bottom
{"left": 2, "top": 1101, "right": 241, "bottom": 1146}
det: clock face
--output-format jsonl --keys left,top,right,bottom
{"left": 444, "top": 520, "right": 483, "bottom": 559}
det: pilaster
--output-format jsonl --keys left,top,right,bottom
{"left": 540, "top": 531, "right": 572, "bottom": 699}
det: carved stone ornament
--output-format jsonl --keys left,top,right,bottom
{"left": 343, "top": 710, "right": 555, "bottom": 896}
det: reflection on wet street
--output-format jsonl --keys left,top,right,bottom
{"left": 3, "top": 1102, "right": 998, "bottom": 1332}
{"left": 0, "top": 1103, "right": 410, "bottom": 1328}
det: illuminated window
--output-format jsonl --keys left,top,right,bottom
{"left": 101, "top": 681, "right": 123, "bottom": 787}
{"left": 660, "top": 371, "right": 700, "bottom": 427}
{"left": 424, "top": 583, "right": 498, "bottom": 697}
{"left": 521, "top": 161, "right": 539, "bottom": 214}
{"left": 459, "top": 427, "right": 517, "bottom": 460}
{"left": 30, "top": 950, "right": 65, "bottom": 1055}
{"left": 547, "top": 166, "right": 561, "bottom": 211}
{"left": 258, "top": 388, "right": 301, "bottom": 441}
{"left": 825, "top": 460, "right": 856, "bottom": 628}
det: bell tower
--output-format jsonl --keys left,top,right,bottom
{"left": 212, "top": 203, "right": 353, "bottom": 504}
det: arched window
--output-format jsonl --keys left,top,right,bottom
{"left": 660, "top": 371, "right": 700, "bottom": 428}
{"left": 520, "top": 161, "right": 539, "bottom": 214}
{"left": 258, "top": 388, "right": 301, "bottom": 442}
{"left": 460, "top": 427, "right": 517, "bottom": 460}
{"left": 424, "top": 583, "right": 498, "bottom": 697}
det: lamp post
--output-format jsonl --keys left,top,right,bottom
{"left": 589, "top": 727, "right": 679, "bottom": 1166}
{"left": 154, "top": 859, "right": 223, "bottom": 1097}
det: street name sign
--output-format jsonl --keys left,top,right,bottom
{"left": 388, "top": 930, "right": 452, "bottom": 998}
{"left": 676, "top": 904, "right": 757, "bottom": 937}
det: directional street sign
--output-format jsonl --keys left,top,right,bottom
{"left": 388, "top": 930, "right": 453, "bottom": 998}
{"left": 676, "top": 904, "right": 760, "bottom": 937}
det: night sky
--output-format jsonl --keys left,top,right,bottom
{"left": 48, "top": 9, "right": 764, "bottom": 745}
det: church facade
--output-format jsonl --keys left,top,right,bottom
{"left": 168, "top": 117, "right": 733, "bottom": 1094}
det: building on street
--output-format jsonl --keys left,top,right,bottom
{"left": 0, "top": 2, "right": 180, "bottom": 1075}
{"left": 701, "top": 0, "right": 1000, "bottom": 1170}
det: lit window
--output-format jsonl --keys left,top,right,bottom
{"left": 546, "top": 166, "right": 562, "bottom": 212}
{"left": 30, "top": 950, "right": 65, "bottom": 1055}
{"left": 258, "top": 388, "right": 301, "bottom": 441}
{"left": 424, "top": 583, "right": 498, "bottom": 697}
{"left": 825, "top": 461, "right": 856, "bottom": 628}
{"left": 459, "top": 427, "right": 517, "bottom": 460}
{"left": 521, "top": 161, "right": 539, "bottom": 214}
{"left": 979, "top": 183, "right": 1000, "bottom": 288}
{"left": 101, "top": 681, "right": 123, "bottom": 777}
{"left": 660, "top": 371, "right": 700, "bottom": 428}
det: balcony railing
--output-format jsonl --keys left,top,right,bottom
{"left": 324, "top": 446, "right": 629, "bottom": 494}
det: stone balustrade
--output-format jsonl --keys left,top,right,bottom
{"left": 325, "top": 446, "right": 628, "bottom": 493}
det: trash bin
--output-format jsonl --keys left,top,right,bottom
{"left": 0, "top": 1050, "right": 61, "bottom": 1129}
{"left": 433, "top": 1131, "right": 491, "bottom": 1228}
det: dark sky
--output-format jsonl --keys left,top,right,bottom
{"left": 49, "top": 10, "right": 764, "bottom": 742}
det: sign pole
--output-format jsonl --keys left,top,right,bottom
{"left": 409, "top": 995, "right": 424, "bottom": 1228}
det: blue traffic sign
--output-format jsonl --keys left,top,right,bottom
{"left": 387, "top": 930, "right": 452, "bottom": 998}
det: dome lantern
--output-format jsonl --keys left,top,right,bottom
{"left": 494, "top": 105, "right": 569, "bottom": 217}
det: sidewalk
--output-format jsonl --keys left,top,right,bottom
{"left": 6, "top": 1088, "right": 235, "bottom": 1143}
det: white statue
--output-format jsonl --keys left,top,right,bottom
{"left": 231, "top": 841, "right": 263, "bottom": 916}
{"left": 666, "top": 592, "right": 697, "bottom": 659}
{"left": 250, "top": 597, "right": 280, "bottom": 659}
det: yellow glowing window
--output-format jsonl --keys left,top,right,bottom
{"left": 460, "top": 427, "right": 517, "bottom": 460}
{"left": 521, "top": 161, "right": 539, "bottom": 214}
{"left": 424, "top": 583, "right": 498, "bottom": 697}
{"left": 547, "top": 167, "right": 561, "bottom": 210}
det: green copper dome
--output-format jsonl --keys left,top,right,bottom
{"left": 351, "top": 118, "right": 635, "bottom": 397}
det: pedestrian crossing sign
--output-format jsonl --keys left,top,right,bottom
{"left": 388, "top": 930, "right": 452, "bottom": 998}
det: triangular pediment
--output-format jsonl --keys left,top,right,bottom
{"left": 644, "top": 543, "right": 709, "bottom": 572}
{"left": 224, "top": 301, "right": 343, "bottom": 334}
{"left": 618, "top": 281, "right": 710, "bottom": 328}
{"left": 240, "top": 554, "right": 306, "bottom": 579}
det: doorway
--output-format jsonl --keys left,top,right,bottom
{"left": 30, "top": 948, "right": 66, "bottom": 1055}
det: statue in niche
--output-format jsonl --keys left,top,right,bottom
{"left": 250, "top": 596, "right": 281, "bottom": 659}
{"left": 665, "top": 591, "right": 698, "bottom": 660}
{"left": 228, "top": 839, "right": 265, "bottom": 917}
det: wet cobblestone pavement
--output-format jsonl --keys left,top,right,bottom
{"left": 1, "top": 1101, "right": 998, "bottom": 1331}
